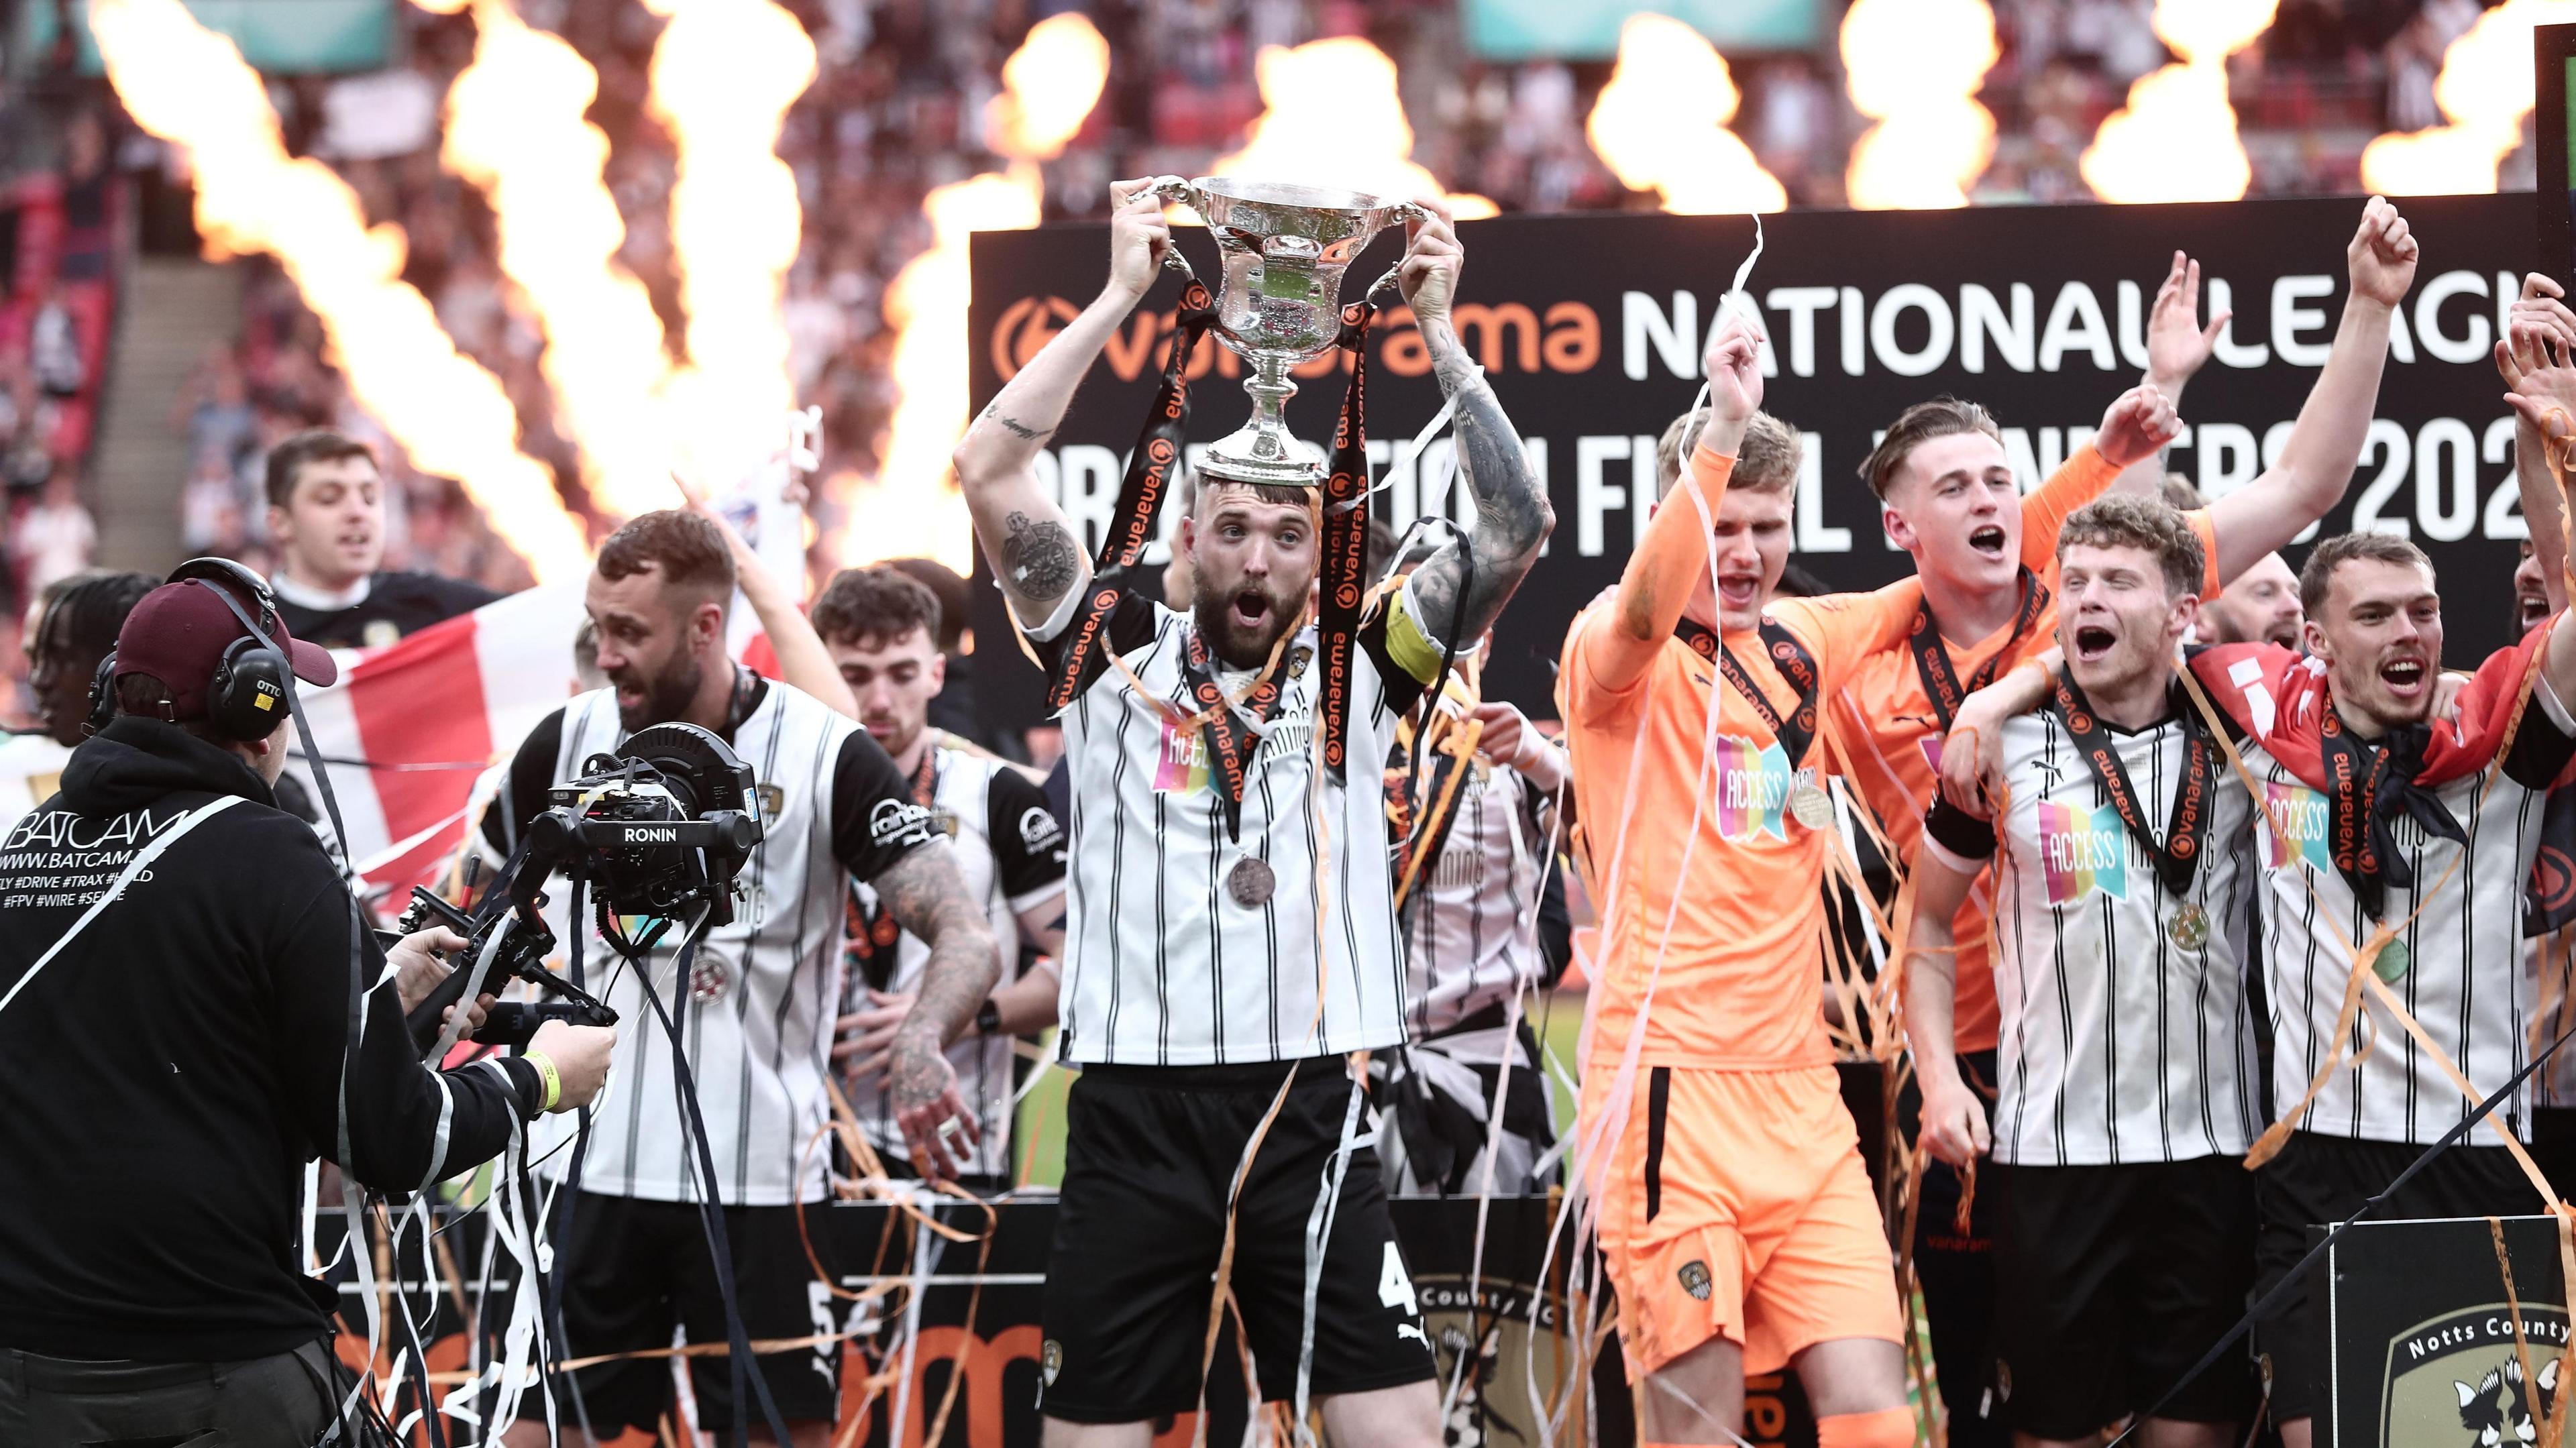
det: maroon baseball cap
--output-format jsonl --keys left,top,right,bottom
{"left": 114, "top": 577, "right": 336, "bottom": 719}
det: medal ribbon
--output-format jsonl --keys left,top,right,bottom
{"left": 2049, "top": 667, "right": 2212, "bottom": 898}
{"left": 1315, "top": 300, "right": 1377, "bottom": 786}
{"left": 1911, "top": 567, "right": 2051, "bottom": 730}
{"left": 1181, "top": 623, "right": 1298, "bottom": 842}
{"left": 1671, "top": 616, "right": 1822, "bottom": 767}
{"left": 2320, "top": 716, "right": 2469, "bottom": 919}
{"left": 1042, "top": 282, "right": 1220, "bottom": 712}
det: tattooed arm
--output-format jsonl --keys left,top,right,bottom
{"left": 1396, "top": 207, "right": 1556, "bottom": 652}
{"left": 873, "top": 841, "right": 1004, "bottom": 1181}
{"left": 955, "top": 179, "right": 1177, "bottom": 628}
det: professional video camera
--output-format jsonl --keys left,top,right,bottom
{"left": 400, "top": 723, "right": 765, "bottom": 1055}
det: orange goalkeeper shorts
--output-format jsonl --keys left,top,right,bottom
{"left": 1587, "top": 1064, "right": 1902, "bottom": 1379}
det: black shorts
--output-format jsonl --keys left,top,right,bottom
{"left": 517, "top": 1190, "right": 842, "bottom": 1434}
{"left": 1987, "top": 1157, "right": 2255, "bottom": 1438}
{"left": 1038, "top": 1058, "right": 1437, "bottom": 1423}
{"left": 2253, "top": 1132, "right": 2535, "bottom": 1424}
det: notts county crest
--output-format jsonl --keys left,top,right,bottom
{"left": 1040, "top": 1339, "right": 1063, "bottom": 1386}
{"left": 1676, "top": 1261, "right": 1712, "bottom": 1301}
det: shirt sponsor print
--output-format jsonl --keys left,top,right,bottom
{"left": 2262, "top": 779, "right": 2335, "bottom": 875}
{"left": 1709, "top": 736, "right": 1803, "bottom": 844}
{"left": 2036, "top": 793, "right": 2128, "bottom": 905}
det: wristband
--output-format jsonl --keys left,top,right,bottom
{"left": 975, "top": 1001, "right": 1003, "bottom": 1037}
{"left": 524, "top": 1050, "right": 563, "bottom": 1113}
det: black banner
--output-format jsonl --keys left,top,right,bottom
{"left": 968, "top": 194, "right": 2544, "bottom": 736}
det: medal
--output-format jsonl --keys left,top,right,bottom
{"left": 1790, "top": 783, "right": 1834, "bottom": 830}
{"left": 2167, "top": 903, "right": 2210, "bottom": 950}
{"left": 2373, "top": 936, "right": 2411, "bottom": 983}
{"left": 1228, "top": 856, "right": 1277, "bottom": 908}
{"left": 1676, "top": 615, "right": 1823, "bottom": 775}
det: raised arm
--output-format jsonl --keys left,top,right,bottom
{"left": 2106, "top": 250, "right": 2229, "bottom": 499}
{"left": 1398, "top": 205, "right": 1556, "bottom": 651}
{"left": 1580, "top": 316, "right": 1763, "bottom": 696}
{"left": 679, "top": 479, "right": 859, "bottom": 718}
{"left": 953, "top": 180, "right": 1175, "bottom": 627}
{"left": 2502, "top": 274, "right": 2576, "bottom": 616}
{"left": 2202, "top": 197, "right": 2417, "bottom": 581}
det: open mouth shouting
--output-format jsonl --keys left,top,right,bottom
{"left": 2071, "top": 623, "right": 2118, "bottom": 664}
{"left": 2378, "top": 655, "right": 2429, "bottom": 702}
{"left": 1716, "top": 572, "right": 1762, "bottom": 614}
{"left": 1230, "top": 588, "right": 1273, "bottom": 636}
{"left": 2522, "top": 590, "right": 2553, "bottom": 632}
{"left": 1968, "top": 524, "right": 2008, "bottom": 562}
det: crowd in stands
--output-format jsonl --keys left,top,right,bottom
{"left": 0, "top": 0, "right": 2534, "bottom": 727}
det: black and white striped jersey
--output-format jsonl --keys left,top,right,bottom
{"left": 1925, "top": 708, "right": 2263, "bottom": 1165}
{"left": 1030, "top": 585, "right": 1436, "bottom": 1066}
{"left": 841, "top": 745, "right": 1066, "bottom": 1178}
{"left": 2244, "top": 680, "right": 2576, "bottom": 1146}
{"left": 1393, "top": 758, "right": 1566, "bottom": 1039}
{"left": 480, "top": 677, "right": 939, "bottom": 1205}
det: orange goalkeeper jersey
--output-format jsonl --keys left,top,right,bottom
{"left": 1561, "top": 583, "right": 1917, "bottom": 1070}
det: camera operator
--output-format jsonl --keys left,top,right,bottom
{"left": 483, "top": 511, "right": 996, "bottom": 1447}
{"left": 264, "top": 429, "right": 501, "bottom": 649}
{"left": 0, "top": 569, "right": 614, "bottom": 1446}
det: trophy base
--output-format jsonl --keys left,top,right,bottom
{"left": 1199, "top": 423, "right": 1325, "bottom": 489}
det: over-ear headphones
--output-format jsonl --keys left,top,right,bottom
{"left": 85, "top": 558, "right": 298, "bottom": 741}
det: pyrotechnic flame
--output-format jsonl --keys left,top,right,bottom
{"left": 1841, "top": 0, "right": 1999, "bottom": 208}
{"left": 444, "top": 0, "right": 679, "bottom": 518}
{"left": 2081, "top": 0, "right": 2278, "bottom": 202}
{"left": 987, "top": 12, "right": 1110, "bottom": 160}
{"left": 645, "top": 0, "right": 817, "bottom": 488}
{"left": 835, "top": 16, "right": 1109, "bottom": 572}
{"left": 1214, "top": 38, "right": 1498, "bottom": 218}
{"left": 859, "top": 171, "right": 1044, "bottom": 571}
{"left": 1586, "top": 13, "right": 1787, "bottom": 214}
{"left": 2361, "top": 0, "right": 2576, "bottom": 195}
{"left": 91, "top": 0, "right": 588, "bottom": 580}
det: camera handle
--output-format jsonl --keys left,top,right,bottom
{"left": 402, "top": 899, "right": 623, "bottom": 1060}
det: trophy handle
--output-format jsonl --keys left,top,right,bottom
{"left": 1143, "top": 176, "right": 1203, "bottom": 282}
{"left": 1391, "top": 200, "right": 1438, "bottom": 227}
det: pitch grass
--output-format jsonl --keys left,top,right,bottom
{"left": 1012, "top": 991, "right": 1592, "bottom": 1187}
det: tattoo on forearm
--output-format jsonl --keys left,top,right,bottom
{"left": 877, "top": 849, "right": 1002, "bottom": 1052}
{"left": 1405, "top": 319, "right": 1554, "bottom": 646}
{"left": 981, "top": 400, "right": 1055, "bottom": 443}
{"left": 1001, "top": 512, "right": 1082, "bottom": 606}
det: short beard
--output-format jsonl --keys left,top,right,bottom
{"left": 1192, "top": 592, "right": 1297, "bottom": 671}
{"left": 616, "top": 655, "right": 703, "bottom": 732}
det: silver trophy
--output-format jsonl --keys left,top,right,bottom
{"left": 1149, "top": 176, "right": 1430, "bottom": 486}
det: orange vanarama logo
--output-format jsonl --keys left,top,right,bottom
{"left": 991, "top": 298, "right": 1603, "bottom": 384}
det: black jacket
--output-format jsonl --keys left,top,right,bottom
{"left": 0, "top": 719, "right": 543, "bottom": 1361}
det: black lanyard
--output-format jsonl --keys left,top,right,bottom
{"left": 2320, "top": 713, "right": 2465, "bottom": 918}
{"left": 2049, "top": 668, "right": 2212, "bottom": 898}
{"left": 1179, "top": 625, "right": 1297, "bottom": 842}
{"left": 1912, "top": 567, "right": 2050, "bottom": 730}
{"left": 1672, "top": 616, "right": 1821, "bottom": 768}
{"left": 1042, "top": 284, "right": 1220, "bottom": 716}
